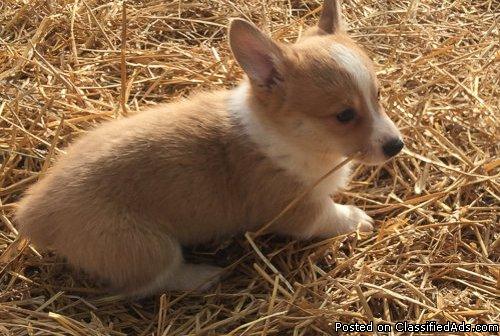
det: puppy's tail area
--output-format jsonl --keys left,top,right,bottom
{"left": 14, "top": 219, "right": 51, "bottom": 253}
{"left": 13, "top": 195, "right": 60, "bottom": 252}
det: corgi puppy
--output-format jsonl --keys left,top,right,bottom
{"left": 15, "top": 0, "right": 403, "bottom": 297}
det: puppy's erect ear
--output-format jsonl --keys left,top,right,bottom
{"left": 318, "top": 0, "right": 343, "bottom": 34}
{"left": 229, "top": 19, "right": 284, "bottom": 89}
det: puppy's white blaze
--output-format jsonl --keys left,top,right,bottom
{"left": 229, "top": 82, "right": 351, "bottom": 197}
{"left": 331, "top": 42, "right": 401, "bottom": 162}
{"left": 330, "top": 43, "right": 374, "bottom": 111}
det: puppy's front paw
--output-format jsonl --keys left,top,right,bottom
{"left": 348, "top": 206, "right": 374, "bottom": 233}
{"left": 331, "top": 205, "right": 374, "bottom": 235}
{"left": 310, "top": 203, "right": 374, "bottom": 238}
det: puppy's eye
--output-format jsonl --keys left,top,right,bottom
{"left": 336, "top": 108, "right": 356, "bottom": 123}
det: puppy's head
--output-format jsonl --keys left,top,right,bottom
{"left": 229, "top": 0, "right": 403, "bottom": 165}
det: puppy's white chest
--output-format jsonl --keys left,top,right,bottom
{"left": 230, "top": 83, "right": 352, "bottom": 197}
{"left": 280, "top": 153, "right": 352, "bottom": 197}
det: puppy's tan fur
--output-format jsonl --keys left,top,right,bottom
{"left": 15, "top": 0, "right": 402, "bottom": 296}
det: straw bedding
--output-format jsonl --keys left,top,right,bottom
{"left": 0, "top": 0, "right": 498, "bottom": 335}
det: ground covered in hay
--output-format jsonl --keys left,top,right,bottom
{"left": 0, "top": 0, "right": 499, "bottom": 335}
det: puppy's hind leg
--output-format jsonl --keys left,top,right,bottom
{"left": 132, "top": 261, "right": 223, "bottom": 297}
{"left": 16, "top": 191, "right": 223, "bottom": 297}
{"left": 38, "top": 216, "right": 223, "bottom": 298}
{"left": 100, "top": 228, "right": 223, "bottom": 298}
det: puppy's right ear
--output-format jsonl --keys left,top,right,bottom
{"left": 318, "top": 0, "right": 343, "bottom": 34}
{"left": 229, "top": 19, "right": 285, "bottom": 89}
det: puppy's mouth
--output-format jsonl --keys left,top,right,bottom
{"left": 352, "top": 148, "right": 391, "bottom": 166}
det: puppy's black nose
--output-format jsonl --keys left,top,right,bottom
{"left": 382, "top": 138, "right": 404, "bottom": 157}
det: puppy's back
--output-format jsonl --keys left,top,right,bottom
{"left": 15, "top": 90, "right": 238, "bottom": 247}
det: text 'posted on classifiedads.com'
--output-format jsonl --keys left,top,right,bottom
{"left": 334, "top": 321, "right": 499, "bottom": 333}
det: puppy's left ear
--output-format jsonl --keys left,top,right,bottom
{"left": 229, "top": 19, "right": 285, "bottom": 89}
{"left": 317, "top": 0, "right": 343, "bottom": 34}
